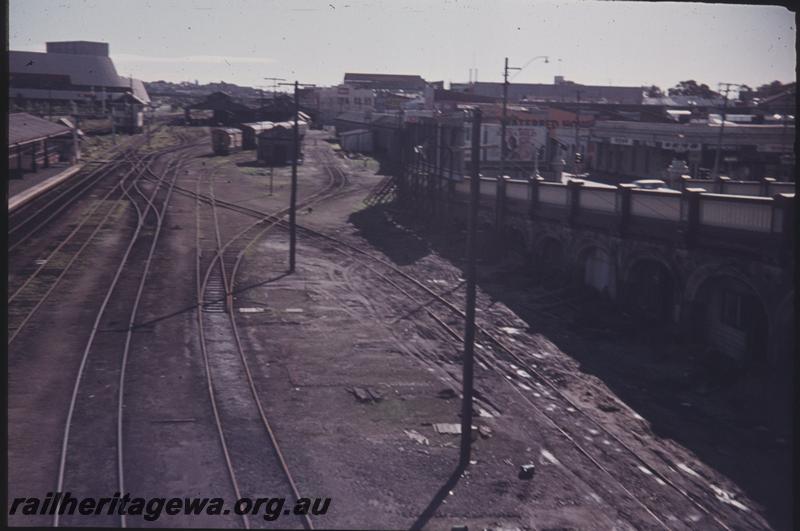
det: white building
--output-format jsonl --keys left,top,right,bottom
{"left": 317, "top": 84, "right": 376, "bottom": 123}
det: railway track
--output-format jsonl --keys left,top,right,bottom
{"left": 164, "top": 149, "right": 767, "bottom": 530}
{"left": 8, "top": 132, "right": 203, "bottom": 346}
{"left": 305, "top": 229, "right": 766, "bottom": 530}
{"left": 7, "top": 123, "right": 166, "bottom": 250}
{"left": 51, "top": 135, "right": 200, "bottom": 527}
{"left": 191, "top": 140, "right": 351, "bottom": 529}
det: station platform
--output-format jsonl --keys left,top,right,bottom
{"left": 8, "top": 163, "right": 84, "bottom": 212}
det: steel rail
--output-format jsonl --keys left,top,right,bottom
{"left": 8, "top": 154, "right": 153, "bottom": 345}
{"left": 53, "top": 136, "right": 195, "bottom": 527}
{"left": 195, "top": 160, "right": 255, "bottom": 530}
{"left": 116, "top": 145, "right": 194, "bottom": 527}
{"left": 8, "top": 140, "right": 201, "bottom": 345}
{"left": 173, "top": 152, "right": 756, "bottom": 530}
{"left": 7, "top": 124, "right": 163, "bottom": 250}
{"left": 193, "top": 141, "right": 347, "bottom": 529}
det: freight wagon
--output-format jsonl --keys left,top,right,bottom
{"left": 240, "top": 121, "right": 274, "bottom": 150}
{"left": 211, "top": 127, "right": 243, "bottom": 155}
{"left": 256, "top": 120, "right": 308, "bottom": 165}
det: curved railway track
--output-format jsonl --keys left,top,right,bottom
{"left": 302, "top": 225, "right": 766, "bottom": 530}
{"left": 164, "top": 149, "right": 767, "bottom": 530}
{"left": 8, "top": 133, "right": 203, "bottom": 345}
{"left": 51, "top": 135, "right": 200, "bottom": 527}
{"left": 191, "top": 141, "right": 350, "bottom": 529}
{"left": 7, "top": 124, "right": 165, "bottom": 251}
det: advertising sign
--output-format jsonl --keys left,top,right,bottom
{"left": 492, "top": 124, "right": 546, "bottom": 161}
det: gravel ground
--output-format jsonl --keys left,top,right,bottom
{"left": 7, "top": 126, "right": 789, "bottom": 530}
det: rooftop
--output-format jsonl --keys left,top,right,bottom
{"left": 9, "top": 112, "right": 72, "bottom": 146}
{"left": 344, "top": 73, "right": 427, "bottom": 91}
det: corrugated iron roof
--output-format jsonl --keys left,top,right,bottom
{"left": 454, "top": 81, "right": 644, "bottom": 105}
{"left": 117, "top": 76, "right": 151, "bottom": 104}
{"left": 344, "top": 73, "right": 427, "bottom": 91}
{"left": 10, "top": 50, "right": 150, "bottom": 103}
{"left": 10, "top": 50, "right": 125, "bottom": 88}
{"left": 241, "top": 121, "right": 275, "bottom": 131}
{"left": 9, "top": 113, "right": 72, "bottom": 146}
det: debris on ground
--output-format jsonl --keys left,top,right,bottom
{"left": 437, "top": 388, "right": 458, "bottom": 400}
{"left": 349, "top": 386, "right": 383, "bottom": 403}
{"left": 403, "top": 429, "right": 429, "bottom": 446}
{"left": 518, "top": 463, "right": 536, "bottom": 480}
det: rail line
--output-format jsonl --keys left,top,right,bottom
{"left": 305, "top": 227, "right": 764, "bottom": 530}
{"left": 7, "top": 125, "right": 163, "bottom": 251}
{"left": 165, "top": 149, "right": 766, "bottom": 530}
{"left": 115, "top": 145, "right": 197, "bottom": 527}
{"left": 191, "top": 141, "right": 350, "bottom": 529}
{"left": 8, "top": 134, "right": 204, "bottom": 345}
{"left": 53, "top": 135, "right": 198, "bottom": 527}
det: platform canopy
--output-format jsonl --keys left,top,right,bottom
{"left": 9, "top": 112, "right": 72, "bottom": 147}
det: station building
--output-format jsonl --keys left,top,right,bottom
{"left": 8, "top": 113, "right": 79, "bottom": 176}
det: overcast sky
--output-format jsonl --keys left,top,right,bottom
{"left": 9, "top": 0, "right": 796, "bottom": 91}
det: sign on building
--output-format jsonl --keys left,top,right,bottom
{"left": 481, "top": 124, "right": 547, "bottom": 161}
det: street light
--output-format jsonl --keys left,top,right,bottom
{"left": 500, "top": 56, "right": 549, "bottom": 180}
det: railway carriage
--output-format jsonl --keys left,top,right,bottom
{"left": 211, "top": 127, "right": 243, "bottom": 155}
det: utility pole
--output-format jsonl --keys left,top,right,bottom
{"left": 500, "top": 58, "right": 519, "bottom": 180}
{"left": 279, "top": 80, "right": 315, "bottom": 273}
{"left": 289, "top": 81, "right": 300, "bottom": 273}
{"left": 500, "top": 56, "right": 549, "bottom": 178}
{"left": 265, "top": 77, "right": 286, "bottom": 98}
{"left": 130, "top": 74, "right": 135, "bottom": 135}
{"left": 111, "top": 101, "right": 117, "bottom": 144}
{"left": 573, "top": 89, "right": 581, "bottom": 175}
{"left": 461, "top": 107, "right": 482, "bottom": 467}
{"left": 712, "top": 82, "right": 744, "bottom": 179}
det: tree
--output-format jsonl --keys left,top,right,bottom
{"left": 756, "top": 80, "right": 788, "bottom": 98}
{"left": 667, "top": 80, "right": 720, "bottom": 99}
{"left": 645, "top": 85, "right": 663, "bottom": 98}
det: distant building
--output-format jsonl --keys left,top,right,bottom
{"left": 316, "top": 84, "right": 377, "bottom": 124}
{"left": 589, "top": 119, "right": 795, "bottom": 181}
{"left": 755, "top": 85, "right": 797, "bottom": 116}
{"left": 9, "top": 41, "right": 150, "bottom": 109}
{"left": 343, "top": 73, "right": 427, "bottom": 92}
{"left": 451, "top": 76, "right": 644, "bottom": 105}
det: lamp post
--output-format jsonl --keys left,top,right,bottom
{"left": 500, "top": 56, "right": 549, "bottom": 180}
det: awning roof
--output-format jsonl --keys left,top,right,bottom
{"left": 9, "top": 112, "right": 72, "bottom": 146}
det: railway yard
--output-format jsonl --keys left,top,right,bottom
{"left": 7, "top": 125, "right": 790, "bottom": 530}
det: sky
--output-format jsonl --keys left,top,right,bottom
{"left": 9, "top": 0, "right": 796, "bottom": 91}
